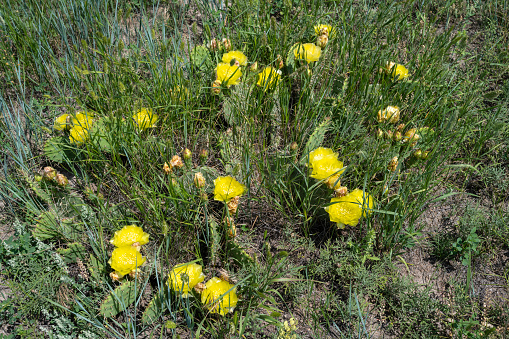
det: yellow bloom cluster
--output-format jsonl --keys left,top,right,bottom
{"left": 133, "top": 108, "right": 158, "bottom": 131}
{"left": 168, "top": 262, "right": 206, "bottom": 298}
{"left": 222, "top": 50, "right": 248, "bottom": 67}
{"left": 201, "top": 277, "right": 239, "bottom": 316}
{"left": 215, "top": 63, "right": 242, "bottom": 88}
{"left": 54, "top": 111, "right": 95, "bottom": 145}
{"left": 325, "top": 189, "right": 374, "bottom": 229}
{"left": 108, "top": 225, "right": 150, "bottom": 280}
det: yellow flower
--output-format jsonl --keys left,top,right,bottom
{"left": 256, "top": 66, "right": 281, "bottom": 90}
{"left": 215, "top": 63, "right": 242, "bottom": 87}
{"left": 308, "top": 147, "right": 337, "bottom": 166}
{"left": 201, "top": 277, "right": 239, "bottom": 316}
{"left": 110, "top": 225, "right": 150, "bottom": 248}
{"left": 377, "top": 106, "right": 400, "bottom": 123}
{"left": 325, "top": 189, "right": 374, "bottom": 228}
{"left": 54, "top": 114, "right": 71, "bottom": 131}
{"left": 293, "top": 43, "right": 321, "bottom": 63}
{"left": 314, "top": 24, "right": 332, "bottom": 37}
{"left": 385, "top": 62, "right": 409, "bottom": 80}
{"left": 133, "top": 108, "right": 158, "bottom": 131}
{"left": 222, "top": 51, "right": 248, "bottom": 67}
{"left": 71, "top": 112, "right": 94, "bottom": 128}
{"left": 309, "top": 154, "right": 345, "bottom": 180}
{"left": 168, "top": 262, "right": 206, "bottom": 297}
{"left": 69, "top": 126, "right": 90, "bottom": 145}
{"left": 213, "top": 176, "right": 246, "bottom": 202}
{"left": 109, "top": 246, "right": 146, "bottom": 277}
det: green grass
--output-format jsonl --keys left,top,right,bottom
{"left": 0, "top": 0, "right": 508, "bottom": 337}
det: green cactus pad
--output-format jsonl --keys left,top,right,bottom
{"left": 190, "top": 45, "right": 213, "bottom": 71}
{"left": 100, "top": 280, "right": 141, "bottom": 318}
{"left": 56, "top": 242, "right": 87, "bottom": 263}
{"left": 43, "top": 136, "right": 78, "bottom": 163}
{"left": 227, "top": 240, "right": 254, "bottom": 268}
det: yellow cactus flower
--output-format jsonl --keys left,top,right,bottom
{"left": 71, "top": 112, "right": 94, "bottom": 128}
{"left": 222, "top": 51, "right": 248, "bottom": 67}
{"left": 384, "top": 62, "right": 409, "bottom": 80}
{"left": 133, "top": 108, "right": 158, "bottom": 131}
{"left": 314, "top": 24, "right": 332, "bottom": 37}
{"left": 308, "top": 147, "right": 337, "bottom": 166}
{"left": 325, "top": 189, "right": 374, "bottom": 228}
{"left": 309, "top": 154, "right": 345, "bottom": 181}
{"left": 293, "top": 43, "right": 321, "bottom": 63}
{"left": 109, "top": 246, "right": 146, "bottom": 277}
{"left": 110, "top": 225, "right": 150, "bottom": 248}
{"left": 168, "top": 262, "right": 206, "bottom": 297}
{"left": 377, "top": 106, "right": 400, "bottom": 123}
{"left": 215, "top": 63, "right": 242, "bottom": 87}
{"left": 69, "top": 126, "right": 90, "bottom": 145}
{"left": 213, "top": 176, "right": 246, "bottom": 202}
{"left": 54, "top": 114, "right": 71, "bottom": 131}
{"left": 201, "top": 277, "right": 239, "bottom": 316}
{"left": 256, "top": 66, "right": 281, "bottom": 90}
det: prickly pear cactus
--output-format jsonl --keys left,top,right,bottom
{"left": 100, "top": 280, "right": 141, "bottom": 318}
{"left": 190, "top": 45, "right": 213, "bottom": 71}
{"left": 222, "top": 83, "right": 250, "bottom": 126}
{"left": 43, "top": 136, "right": 77, "bottom": 163}
{"left": 299, "top": 117, "right": 332, "bottom": 164}
{"left": 141, "top": 291, "right": 165, "bottom": 324}
{"left": 208, "top": 217, "right": 221, "bottom": 265}
{"left": 56, "top": 242, "right": 87, "bottom": 263}
{"left": 226, "top": 240, "right": 253, "bottom": 268}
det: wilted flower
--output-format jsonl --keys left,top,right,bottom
{"left": 324, "top": 189, "right": 374, "bottom": 228}
{"left": 183, "top": 148, "right": 192, "bottom": 160}
{"left": 194, "top": 172, "right": 206, "bottom": 189}
{"left": 207, "top": 38, "right": 219, "bottom": 51}
{"left": 69, "top": 126, "right": 90, "bottom": 145}
{"left": 170, "top": 155, "right": 184, "bottom": 170}
{"left": 403, "top": 128, "right": 420, "bottom": 146}
{"left": 215, "top": 63, "right": 242, "bottom": 87}
{"left": 276, "top": 54, "right": 284, "bottom": 69}
{"left": 133, "top": 108, "right": 158, "bottom": 131}
{"left": 110, "top": 225, "right": 149, "bottom": 248}
{"left": 393, "top": 131, "right": 402, "bottom": 142}
{"left": 250, "top": 61, "right": 258, "bottom": 72}
{"left": 227, "top": 195, "right": 240, "bottom": 214}
{"left": 377, "top": 106, "right": 400, "bottom": 123}
{"left": 256, "top": 66, "right": 281, "bottom": 91}
{"left": 55, "top": 173, "right": 69, "bottom": 187}
{"left": 316, "top": 34, "right": 329, "bottom": 48}
{"left": 293, "top": 43, "right": 322, "bottom": 63}
{"left": 168, "top": 262, "right": 206, "bottom": 297}
{"left": 211, "top": 79, "right": 222, "bottom": 94}
{"left": 222, "top": 51, "right": 248, "bottom": 67}
{"left": 201, "top": 277, "right": 239, "bottom": 316}
{"left": 222, "top": 38, "right": 232, "bottom": 51}
{"left": 387, "top": 156, "right": 399, "bottom": 172}
{"left": 43, "top": 166, "right": 57, "bottom": 181}
{"left": 163, "top": 162, "right": 171, "bottom": 174}
{"left": 54, "top": 114, "right": 71, "bottom": 131}
{"left": 109, "top": 246, "right": 146, "bottom": 277}
{"left": 213, "top": 176, "right": 245, "bottom": 202}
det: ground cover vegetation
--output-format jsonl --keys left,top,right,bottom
{"left": 0, "top": 0, "right": 508, "bottom": 337}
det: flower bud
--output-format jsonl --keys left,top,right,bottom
{"left": 208, "top": 38, "right": 218, "bottom": 51}
{"left": 55, "top": 173, "right": 69, "bottom": 187}
{"left": 290, "top": 142, "right": 298, "bottom": 151}
{"left": 385, "top": 130, "right": 393, "bottom": 140}
{"left": 396, "top": 123, "right": 405, "bottom": 132}
{"left": 413, "top": 149, "right": 422, "bottom": 159}
{"left": 199, "top": 149, "right": 208, "bottom": 164}
{"left": 393, "top": 131, "right": 402, "bottom": 142}
{"left": 194, "top": 282, "right": 206, "bottom": 293}
{"left": 194, "top": 172, "right": 206, "bottom": 188}
{"left": 170, "top": 155, "right": 184, "bottom": 170}
{"left": 376, "top": 129, "right": 384, "bottom": 139}
{"left": 183, "top": 148, "right": 192, "bottom": 160}
{"left": 421, "top": 150, "right": 430, "bottom": 159}
{"left": 317, "top": 34, "right": 328, "bottom": 48}
{"left": 43, "top": 167, "right": 57, "bottom": 181}
{"left": 200, "top": 192, "right": 209, "bottom": 201}
{"left": 388, "top": 156, "right": 398, "bottom": 172}
{"left": 250, "top": 61, "right": 258, "bottom": 72}
{"left": 276, "top": 54, "right": 284, "bottom": 69}
{"left": 227, "top": 224, "right": 237, "bottom": 238}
